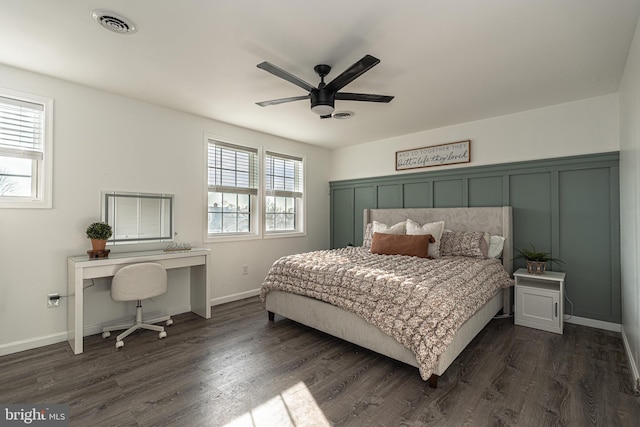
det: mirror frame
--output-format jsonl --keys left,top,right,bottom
{"left": 102, "top": 191, "right": 175, "bottom": 245}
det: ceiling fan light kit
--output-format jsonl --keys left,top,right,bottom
{"left": 256, "top": 54, "right": 394, "bottom": 119}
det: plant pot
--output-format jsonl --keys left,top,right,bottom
{"left": 526, "top": 260, "right": 546, "bottom": 274}
{"left": 91, "top": 239, "right": 107, "bottom": 251}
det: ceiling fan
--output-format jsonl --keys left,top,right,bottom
{"left": 256, "top": 54, "right": 394, "bottom": 119}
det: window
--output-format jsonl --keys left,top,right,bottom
{"left": 0, "top": 89, "right": 53, "bottom": 208}
{"left": 207, "top": 139, "right": 259, "bottom": 237}
{"left": 265, "top": 151, "right": 304, "bottom": 234}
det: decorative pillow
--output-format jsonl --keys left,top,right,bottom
{"left": 488, "top": 235, "right": 506, "bottom": 258}
{"left": 362, "top": 220, "right": 406, "bottom": 249}
{"left": 370, "top": 232, "right": 435, "bottom": 258}
{"left": 406, "top": 219, "right": 445, "bottom": 258}
{"left": 439, "top": 231, "right": 489, "bottom": 258}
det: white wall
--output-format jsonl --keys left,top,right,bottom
{"left": 0, "top": 64, "right": 331, "bottom": 354}
{"left": 619, "top": 15, "right": 640, "bottom": 389}
{"left": 330, "top": 94, "right": 619, "bottom": 181}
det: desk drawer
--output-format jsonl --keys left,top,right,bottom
{"left": 81, "top": 255, "right": 206, "bottom": 279}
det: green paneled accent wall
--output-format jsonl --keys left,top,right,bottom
{"left": 434, "top": 179, "right": 464, "bottom": 207}
{"left": 331, "top": 187, "right": 354, "bottom": 248}
{"left": 468, "top": 176, "right": 503, "bottom": 207}
{"left": 403, "top": 182, "right": 432, "bottom": 208}
{"left": 330, "top": 152, "right": 621, "bottom": 323}
{"left": 377, "top": 184, "right": 401, "bottom": 208}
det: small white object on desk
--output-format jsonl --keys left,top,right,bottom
{"left": 514, "top": 268, "right": 566, "bottom": 334}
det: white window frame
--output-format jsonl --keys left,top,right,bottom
{"left": 204, "top": 134, "right": 261, "bottom": 242}
{"left": 263, "top": 150, "right": 305, "bottom": 238}
{"left": 0, "top": 88, "right": 53, "bottom": 209}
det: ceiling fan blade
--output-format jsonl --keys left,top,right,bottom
{"left": 257, "top": 62, "right": 316, "bottom": 93}
{"left": 256, "top": 95, "right": 309, "bottom": 107}
{"left": 320, "top": 114, "right": 332, "bottom": 119}
{"left": 324, "top": 55, "right": 380, "bottom": 93}
{"left": 335, "top": 92, "right": 394, "bottom": 103}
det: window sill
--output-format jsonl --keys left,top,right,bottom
{"left": 263, "top": 231, "right": 306, "bottom": 239}
{"left": 0, "top": 198, "right": 52, "bottom": 209}
{"left": 204, "top": 233, "right": 261, "bottom": 243}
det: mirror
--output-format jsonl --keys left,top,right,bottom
{"left": 102, "top": 191, "right": 174, "bottom": 244}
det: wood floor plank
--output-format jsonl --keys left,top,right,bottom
{"left": 0, "top": 296, "right": 638, "bottom": 426}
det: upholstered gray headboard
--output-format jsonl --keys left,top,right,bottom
{"left": 363, "top": 207, "right": 513, "bottom": 274}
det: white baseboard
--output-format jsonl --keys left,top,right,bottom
{"left": 0, "top": 332, "right": 68, "bottom": 357}
{"left": 621, "top": 325, "right": 640, "bottom": 392}
{"left": 565, "top": 315, "right": 621, "bottom": 332}
{"left": 0, "top": 305, "right": 192, "bottom": 357}
{"left": 211, "top": 288, "right": 261, "bottom": 306}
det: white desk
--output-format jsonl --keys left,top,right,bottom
{"left": 67, "top": 248, "right": 211, "bottom": 354}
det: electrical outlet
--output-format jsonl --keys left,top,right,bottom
{"left": 47, "top": 293, "right": 60, "bottom": 308}
{"left": 242, "top": 265, "right": 249, "bottom": 275}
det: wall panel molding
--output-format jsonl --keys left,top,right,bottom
{"left": 330, "top": 152, "right": 620, "bottom": 323}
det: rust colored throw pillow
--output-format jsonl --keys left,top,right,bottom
{"left": 370, "top": 232, "right": 435, "bottom": 258}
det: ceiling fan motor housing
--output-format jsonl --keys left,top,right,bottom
{"left": 310, "top": 89, "right": 335, "bottom": 115}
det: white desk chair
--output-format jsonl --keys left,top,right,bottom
{"left": 102, "top": 262, "right": 173, "bottom": 349}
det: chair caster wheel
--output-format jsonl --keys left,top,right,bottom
{"left": 159, "top": 331, "right": 167, "bottom": 339}
{"left": 166, "top": 319, "right": 173, "bottom": 326}
{"left": 102, "top": 331, "right": 111, "bottom": 339}
{"left": 115, "top": 340, "right": 124, "bottom": 349}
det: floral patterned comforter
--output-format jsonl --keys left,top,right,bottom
{"left": 260, "top": 246, "right": 513, "bottom": 379}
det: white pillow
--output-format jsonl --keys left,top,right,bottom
{"left": 488, "top": 235, "right": 506, "bottom": 258}
{"left": 372, "top": 220, "right": 406, "bottom": 235}
{"left": 406, "top": 219, "right": 445, "bottom": 258}
{"left": 363, "top": 221, "right": 406, "bottom": 249}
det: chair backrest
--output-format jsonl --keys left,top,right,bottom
{"left": 111, "top": 262, "right": 168, "bottom": 302}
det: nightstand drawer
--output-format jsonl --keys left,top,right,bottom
{"left": 513, "top": 268, "right": 565, "bottom": 334}
{"left": 515, "top": 285, "right": 561, "bottom": 333}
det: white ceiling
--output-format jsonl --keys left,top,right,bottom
{"left": 1, "top": 0, "right": 639, "bottom": 149}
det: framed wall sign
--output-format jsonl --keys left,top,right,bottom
{"left": 396, "top": 140, "right": 471, "bottom": 171}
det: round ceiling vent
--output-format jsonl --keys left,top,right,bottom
{"left": 332, "top": 111, "right": 354, "bottom": 120}
{"left": 91, "top": 9, "right": 137, "bottom": 34}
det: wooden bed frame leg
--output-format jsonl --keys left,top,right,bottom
{"left": 428, "top": 374, "right": 439, "bottom": 388}
{"left": 268, "top": 311, "right": 275, "bottom": 322}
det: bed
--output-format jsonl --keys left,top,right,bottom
{"left": 261, "top": 207, "right": 513, "bottom": 387}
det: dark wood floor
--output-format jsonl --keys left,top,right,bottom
{"left": 1, "top": 297, "right": 638, "bottom": 427}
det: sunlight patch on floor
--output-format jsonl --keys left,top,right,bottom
{"left": 224, "top": 381, "right": 330, "bottom": 427}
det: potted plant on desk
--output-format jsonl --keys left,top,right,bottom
{"left": 514, "top": 243, "right": 564, "bottom": 274}
{"left": 86, "top": 222, "right": 113, "bottom": 252}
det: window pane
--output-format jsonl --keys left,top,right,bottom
{"left": 285, "top": 213, "right": 295, "bottom": 230}
{"left": 208, "top": 191, "right": 222, "bottom": 208}
{"left": 238, "top": 194, "right": 249, "bottom": 212}
{"left": 223, "top": 213, "right": 238, "bottom": 232}
{"left": 265, "top": 196, "right": 297, "bottom": 232}
{"left": 266, "top": 213, "right": 275, "bottom": 231}
{"left": 208, "top": 190, "right": 252, "bottom": 234}
{"left": 238, "top": 213, "right": 250, "bottom": 232}
{"left": 208, "top": 192, "right": 223, "bottom": 233}
{"left": 208, "top": 212, "right": 222, "bottom": 233}
{"left": 0, "top": 175, "right": 31, "bottom": 196}
{"left": 0, "top": 156, "right": 32, "bottom": 197}
{"left": 222, "top": 192, "right": 237, "bottom": 209}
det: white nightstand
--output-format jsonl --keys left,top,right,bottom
{"left": 514, "top": 268, "right": 566, "bottom": 334}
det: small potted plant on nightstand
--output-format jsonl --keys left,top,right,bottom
{"left": 513, "top": 243, "right": 564, "bottom": 274}
{"left": 86, "top": 222, "right": 113, "bottom": 252}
